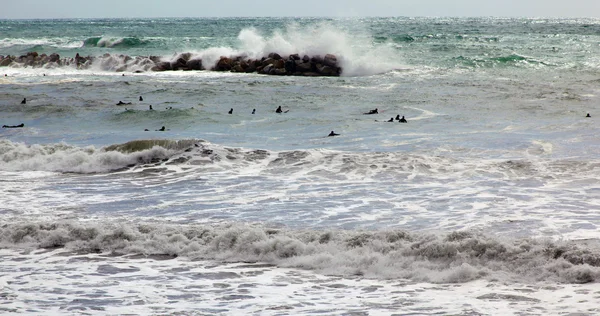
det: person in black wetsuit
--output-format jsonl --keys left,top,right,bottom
{"left": 328, "top": 131, "right": 340, "bottom": 137}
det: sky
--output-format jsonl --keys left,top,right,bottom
{"left": 1, "top": 0, "right": 600, "bottom": 19}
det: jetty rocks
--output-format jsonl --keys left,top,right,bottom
{"left": 0, "top": 52, "right": 342, "bottom": 76}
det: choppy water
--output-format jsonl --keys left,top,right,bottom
{"left": 2, "top": 17, "right": 600, "bottom": 315}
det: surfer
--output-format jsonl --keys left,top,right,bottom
{"left": 586, "top": 113, "right": 591, "bottom": 118}
{"left": 139, "top": 96, "right": 143, "bottom": 101}
{"left": 228, "top": 108, "right": 233, "bottom": 114}
{"left": 395, "top": 114, "right": 400, "bottom": 121}
{"left": 364, "top": 108, "right": 378, "bottom": 115}
{"left": 157, "top": 126, "right": 166, "bottom": 131}
{"left": 116, "top": 101, "right": 131, "bottom": 105}
{"left": 252, "top": 109, "right": 256, "bottom": 114}
{"left": 387, "top": 117, "right": 394, "bottom": 122}
{"left": 399, "top": 116, "right": 407, "bottom": 123}
{"left": 149, "top": 105, "right": 153, "bottom": 110}
{"left": 276, "top": 106, "right": 282, "bottom": 113}
{"left": 2, "top": 123, "right": 24, "bottom": 128}
{"left": 328, "top": 130, "right": 340, "bottom": 137}
{"left": 20, "top": 98, "right": 26, "bottom": 104}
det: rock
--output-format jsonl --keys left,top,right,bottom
{"left": 262, "top": 57, "right": 275, "bottom": 67}
{"left": 0, "top": 57, "right": 12, "bottom": 67}
{"left": 149, "top": 56, "right": 162, "bottom": 63}
{"left": 311, "top": 55, "right": 324, "bottom": 64}
{"left": 0, "top": 51, "right": 342, "bottom": 76}
{"left": 268, "top": 52, "right": 282, "bottom": 60}
{"left": 231, "top": 64, "right": 244, "bottom": 72}
{"left": 49, "top": 53, "right": 60, "bottom": 62}
{"left": 151, "top": 61, "right": 171, "bottom": 71}
{"left": 171, "top": 57, "right": 187, "bottom": 70}
{"left": 323, "top": 54, "right": 338, "bottom": 68}
{"left": 245, "top": 60, "right": 257, "bottom": 73}
{"left": 284, "top": 58, "right": 296, "bottom": 73}
{"left": 214, "top": 57, "right": 232, "bottom": 71}
{"left": 260, "top": 64, "right": 273, "bottom": 74}
{"left": 295, "top": 62, "right": 312, "bottom": 72}
{"left": 179, "top": 52, "right": 192, "bottom": 61}
{"left": 186, "top": 59, "right": 203, "bottom": 70}
{"left": 318, "top": 65, "right": 339, "bottom": 76}
{"left": 271, "top": 68, "right": 287, "bottom": 76}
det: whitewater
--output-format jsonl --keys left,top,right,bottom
{"left": 1, "top": 17, "right": 600, "bottom": 315}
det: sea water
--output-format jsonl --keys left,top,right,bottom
{"left": 1, "top": 17, "right": 600, "bottom": 315}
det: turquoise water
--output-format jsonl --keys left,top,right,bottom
{"left": 1, "top": 17, "right": 600, "bottom": 315}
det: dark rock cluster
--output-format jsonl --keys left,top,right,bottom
{"left": 0, "top": 52, "right": 342, "bottom": 76}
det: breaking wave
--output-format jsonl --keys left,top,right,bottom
{"left": 0, "top": 139, "right": 200, "bottom": 173}
{"left": 1, "top": 220, "right": 599, "bottom": 284}
{"left": 82, "top": 36, "right": 151, "bottom": 48}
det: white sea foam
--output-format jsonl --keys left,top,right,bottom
{"left": 0, "top": 140, "right": 180, "bottom": 173}
{"left": 1, "top": 220, "right": 600, "bottom": 285}
{"left": 1, "top": 247, "right": 598, "bottom": 315}
{"left": 0, "top": 37, "right": 81, "bottom": 49}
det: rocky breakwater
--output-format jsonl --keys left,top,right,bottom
{"left": 0, "top": 52, "right": 342, "bottom": 76}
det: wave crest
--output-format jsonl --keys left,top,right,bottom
{"left": 0, "top": 139, "right": 200, "bottom": 173}
{"left": 83, "top": 36, "right": 148, "bottom": 48}
{"left": 2, "top": 220, "right": 600, "bottom": 284}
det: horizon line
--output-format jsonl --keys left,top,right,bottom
{"left": 2, "top": 15, "right": 600, "bottom": 20}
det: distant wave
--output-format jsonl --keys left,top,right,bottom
{"left": 83, "top": 36, "right": 150, "bottom": 48}
{"left": 1, "top": 220, "right": 598, "bottom": 284}
{"left": 451, "top": 54, "right": 551, "bottom": 68}
{"left": 0, "top": 37, "right": 81, "bottom": 50}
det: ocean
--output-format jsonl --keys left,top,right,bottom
{"left": 1, "top": 17, "right": 600, "bottom": 315}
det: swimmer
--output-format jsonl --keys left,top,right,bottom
{"left": 328, "top": 130, "right": 340, "bottom": 137}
